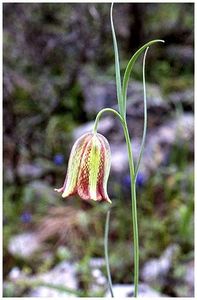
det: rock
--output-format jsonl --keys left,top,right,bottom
{"left": 89, "top": 258, "right": 107, "bottom": 294}
{"left": 140, "top": 113, "right": 194, "bottom": 176}
{"left": 127, "top": 81, "right": 169, "bottom": 116}
{"left": 184, "top": 261, "right": 194, "bottom": 286}
{"left": 92, "top": 269, "right": 106, "bottom": 285}
{"left": 79, "top": 68, "right": 168, "bottom": 119}
{"left": 4, "top": 163, "right": 45, "bottom": 184}
{"left": 78, "top": 70, "right": 116, "bottom": 115}
{"left": 29, "top": 261, "right": 78, "bottom": 297}
{"left": 166, "top": 45, "right": 194, "bottom": 65}
{"left": 111, "top": 144, "right": 128, "bottom": 173}
{"left": 8, "top": 267, "right": 23, "bottom": 280}
{"left": 168, "top": 89, "right": 194, "bottom": 110}
{"left": 4, "top": 158, "right": 55, "bottom": 184}
{"left": 173, "top": 260, "right": 194, "bottom": 297}
{"left": 91, "top": 268, "right": 107, "bottom": 294}
{"left": 141, "top": 244, "right": 180, "bottom": 284}
{"left": 8, "top": 232, "right": 41, "bottom": 258}
{"left": 175, "top": 260, "right": 194, "bottom": 297}
{"left": 17, "top": 163, "right": 44, "bottom": 180}
{"left": 105, "top": 283, "right": 164, "bottom": 297}
{"left": 89, "top": 258, "right": 105, "bottom": 268}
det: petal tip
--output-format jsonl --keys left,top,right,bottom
{"left": 54, "top": 187, "right": 63, "bottom": 193}
{"left": 62, "top": 191, "right": 70, "bottom": 198}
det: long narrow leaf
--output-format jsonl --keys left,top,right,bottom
{"left": 110, "top": 3, "right": 124, "bottom": 116}
{"left": 122, "top": 39, "right": 164, "bottom": 114}
{"left": 135, "top": 47, "right": 149, "bottom": 179}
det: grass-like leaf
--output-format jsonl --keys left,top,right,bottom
{"left": 135, "top": 47, "right": 149, "bottom": 179}
{"left": 110, "top": 3, "right": 124, "bottom": 116}
{"left": 122, "top": 39, "right": 164, "bottom": 115}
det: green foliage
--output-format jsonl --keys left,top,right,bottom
{"left": 3, "top": 187, "right": 23, "bottom": 243}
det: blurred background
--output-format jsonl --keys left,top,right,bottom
{"left": 3, "top": 3, "right": 194, "bottom": 297}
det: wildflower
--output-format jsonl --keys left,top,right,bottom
{"left": 123, "top": 172, "right": 146, "bottom": 188}
{"left": 123, "top": 174, "right": 131, "bottom": 188}
{"left": 136, "top": 172, "right": 146, "bottom": 187}
{"left": 53, "top": 153, "right": 64, "bottom": 166}
{"left": 55, "top": 132, "right": 111, "bottom": 203}
{"left": 20, "top": 212, "right": 32, "bottom": 224}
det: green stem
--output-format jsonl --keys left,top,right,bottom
{"left": 104, "top": 209, "right": 114, "bottom": 297}
{"left": 93, "top": 108, "right": 124, "bottom": 134}
{"left": 93, "top": 108, "right": 124, "bottom": 298}
{"left": 122, "top": 120, "right": 139, "bottom": 297}
{"left": 93, "top": 108, "right": 139, "bottom": 297}
{"left": 131, "top": 179, "right": 139, "bottom": 297}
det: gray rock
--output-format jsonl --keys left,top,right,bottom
{"left": 8, "top": 267, "right": 23, "bottom": 280}
{"left": 8, "top": 232, "right": 41, "bottom": 258}
{"left": 127, "top": 81, "right": 169, "bottom": 114}
{"left": 78, "top": 70, "right": 116, "bottom": 114}
{"left": 105, "top": 283, "right": 164, "bottom": 297}
{"left": 111, "top": 144, "right": 128, "bottom": 173}
{"left": 91, "top": 268, "right": 107, "bottom": 293}
{"left": 141, "top": 244, "right": 180, "bottom": 284}
{"left": 4, "top": 163, "right": 45, "bottom": 184}
{"left": 79, "top": 68, "right": 168, "bottom": 118}
{"left": 166, "top": 45, "right": 194, "bottom": 64}
{"left": 29, "top": 261, "right": 77, "bottom": 297}
{"left": 17, "top": 163, "right": 44, "bottom": 180}
{"left": 184, "top": 260, "right": 194, "bottom": 297}
{"left": 184, "top": 261, "right": 194, "bottom": 285}
{"left": 168, "top": 89, "right": 194, "bottom": 110}
{"left": 140, "top": 113, "right": 194, "bottom": 176}
{"left": 89, "top": 257, "right": 105, "bottom": 268}
{"left": 88, "top": 258, "right": 107, "bottom": 294}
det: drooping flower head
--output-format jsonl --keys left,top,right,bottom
{"left": 55, "top": 132, "right": 111, "bottom": 203}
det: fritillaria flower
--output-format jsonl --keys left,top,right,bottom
{"left": 55, "top": 132, "right": 111, "bottom": 203}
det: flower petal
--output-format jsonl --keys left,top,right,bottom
{"left": 55, "top": 133, "right": 92, "bottom": 198}
{"left": 77, "top": 137, "right": 93, "bottom": 200}
{"left": 55, "top": 132, "right": 112, "bottom": 204}
{"left": 97, "top": 134, "right": 111, "bottom": 203}
{"left": 88, "top": 135, "right": 103, "bottom": 200}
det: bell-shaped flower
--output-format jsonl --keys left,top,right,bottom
{"left": 55, "top": 132, "right": 111, "bottom": 203}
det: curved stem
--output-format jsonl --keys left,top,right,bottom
{"left": 93, "top": 107, "right": 124, "bottom": 298}
{"left": 104, "top": 209, "right": 114, "bottom": 297}
{"left": 93, "top": 108, "right": 124, "bottom": 134}
{"left": 94, "top": 107, "right": 139, "bottom": 296}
